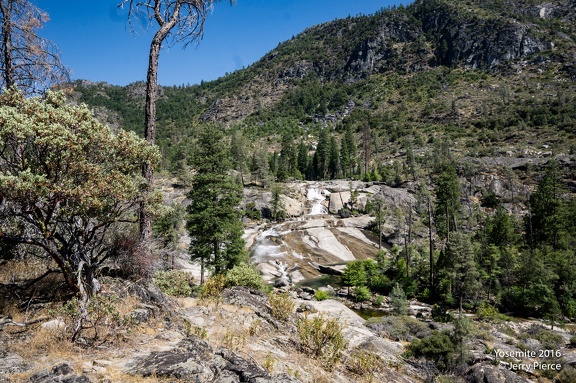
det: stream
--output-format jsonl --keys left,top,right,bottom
{"left": 248, "top": 184, "right": 379, "bottom": 286}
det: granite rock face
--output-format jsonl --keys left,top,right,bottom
{"left": 127, "top": 335, "right": 301, "bottom": 383}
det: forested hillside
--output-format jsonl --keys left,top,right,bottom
{"left": 68, "top": 0, "right": 576, "bottom": 321}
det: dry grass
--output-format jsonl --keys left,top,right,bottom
{"left": 0, "top": 259, "right": 50, "bottom": 284}
{"left": 10, "top": 327, "right": 76, "bottom": 360}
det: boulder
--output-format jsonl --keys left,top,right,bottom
{"left": 30, "top": 363, "right": 92, "bottom": 383}
{"left": 329, "top": 191, "right": 351, "bottom": 214}
{"left": 127, "top": 335, "right": 301, "bottom": 383}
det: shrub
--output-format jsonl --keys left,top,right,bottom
{"left": 55, "top": 294, "right": 138, "bottom": 344}
{"left": 355, "top": 286, "right": 371, "bottom": 302}
{"left": 406, "top": 330, "right": 455, "bottom": 371}
{"left": 297, "top": 314, "right": 347, "bottom": 367}
{"left": 153, "top": 270, "right": 193, "bottom": 297}
{"left": 315, "top": 290, "right": 329, "bottom": 301}
{"left": 199, "top": 274, "right": 228, "bottom": 299}
{"left": 225, "top": 263, "right": 264, "bottom": 290}
{"left": 477, "top": 303, "right": 510, "bottom": 322}
{"left": 365, "top": 316, "right": 429, "bottom": 341}
{"left": 347, "top": 346, "right": 384, "bottom": 377}
{"left": 523, "top": 325, "right": 564, "bottom": 350}
{"left": 269, "top": 292, "right": 295, "bottom": 321}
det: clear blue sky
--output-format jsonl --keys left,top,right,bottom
{"left": 37, "top": 0, "right": 408, "bottom": 86}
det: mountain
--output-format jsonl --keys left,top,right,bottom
{"left": 68, "top": 0, "right": 576, "bottom": 171}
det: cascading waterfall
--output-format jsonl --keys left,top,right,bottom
{"left": 307, "top": 188, "right": 328, "bottom": 215}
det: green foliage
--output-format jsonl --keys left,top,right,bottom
{"left": 406, "top": 330, "right": 455, "bottom": 371}
{"left": 297, "top": 314, "right": 348, "bottom": 367}
{"left": 365, "top": 315, "right": 429, "bottom": 341}
{"left": 476, "top": 303, "right": 510, "bottom": 322}
{"left": 153, "top": 270, "right": 194, "bottom": 297}
{"left": 244, "top": 202, "right": 262, "bottom": 221}
{"left": 390, "top": 283, "right": 408, "bottom": 315}
{"left": 199, "top": 274, "right": 228, "bottom": 299}
{"left": 0, "top": 89, "right": 160, "bottom": 298}
{"left": 522, "top": 325, "right": 564, "bottom": 350}
{"left": 355, "top": 286, "right": 371, "bottom": 302}
{"left": 55, "top": 295, "right": 137, "bottom": 343}
{"left": 346, "top": 346, "right": 385, "bottom": 378}
{"left": 186, "top": 125, "right": 247, "bottom": 282}
{"left": 315, "top": 290, "right": 329, "bottom": 301}
{"left": 269, "top": 292, "right": 295, "bottom": 321}
{"left": 225, "top": 263, "right": 264, "bottom": 290}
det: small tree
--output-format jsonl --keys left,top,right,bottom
{"left": 389, "top": 283, "right": 408, "bottom": 315}
{"left": 0, "top": 89, "right": 160, "bottom": 309}
{"left": 186, "top": 125, "right": 246, "bottom": 283}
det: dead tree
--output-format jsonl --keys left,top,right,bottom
{"left": 0, "top": 0, "right": 69, "bottom": 94}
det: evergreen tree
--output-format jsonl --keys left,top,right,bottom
{"left": 186, "top": 125, "right": 247, "bottom": 284}
{"left": 434, "top": 165, "right": 461, "bottom": 242}
{"left": 230, "top": 131, "right": 248, "bottom": 186}
{"left": 328, "top": 135, "right": 340, "bottom": 179}
{"left": 297, "top": 142, "right": 309, "bottom": 179}
{"left": 525, "top": 160, "right": 568, "bottom": 250}
{"left": 341, "top": 125, "right": 357, "bottom": 178}
{"left": 250, "top": 148, "right": 270, "bottom": 187}
{"left": 445, "top": 233, "right": 481, "bottom": 313}
{"left": 315, "top": 128, "right": 330, "bottom": 179}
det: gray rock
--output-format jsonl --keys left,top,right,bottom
{"left": 274, "top": 278, "right": 290, "bottom": 288}
{"left": 0, "top": 352, "right": 26, "bottom": 375}
{"left": 128, "top": 336, "right": 301, "bottom": 383}
{"left": 466, "top": 363, "right": 529, "bottom": 383}
{"left": 130, "top": 308, "right": 151, "bottom": 324}
{"left": 30, "top": 363, "right": 92, "bottom": 383}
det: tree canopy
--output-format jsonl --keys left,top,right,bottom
{"left": 0, "top": 88, "right": 160, "bottom": 300}
{"left": 186, "top": 125, "right": 246, "bottom": 283}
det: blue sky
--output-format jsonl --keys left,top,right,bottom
{"left": 37, "top": 0, "right": 407, "bottom": 86}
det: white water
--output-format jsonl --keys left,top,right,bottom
{"left": 307, "top": 188, "right": 328, "bottom": 215}
{"left": 250, "top": 228, "right": 287, "bottom": 263}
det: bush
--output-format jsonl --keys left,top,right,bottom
{"left": 225, "top": 263, "right": 264, "bottom": 290}
{"left": 55, "top": 294, "right": 137, "bottom": 344}
{"left": 297, "top": 314, "right": 347, "bottom": 367}
{"left": 355, "top": 286, "right": 371, "bottom": 302}
{"left": 269, "top": 292, "right": 295, "bottom": 321}
{"left": 199, "top": 274, "right": 227, "bottom": 299}
{"left": 406, "top": 330, "right": 455, "bottom": 371}
{"left": 365, "top": 316, "right": 429, "bottom": 341}
{"left": 153, "top": 270, "right": 193, "bottom": 297}
{"left": 477, "top": 303, "right": 510, "bottom": 322}
{"left": 523, "top": 325, "right": 564, "bottom": 350}
{"left": 315, "top": 290, "right": 329, "bottom": 301}
{"left": 347, "top": 346, "right": 384, "bottom": 377}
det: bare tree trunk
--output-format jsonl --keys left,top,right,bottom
{"left": 139, "top": 9, "right": 179, "bottom": 241}
{"left": 1, "top": 0, "right": 15, "bottom": 88}
{"left": 428, "top": 197, "right": 434, "bottom": 292}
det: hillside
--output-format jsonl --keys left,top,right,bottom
{"left": 68, "top": 0, "right": 576, "bottom": 169}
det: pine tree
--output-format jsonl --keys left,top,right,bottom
{"left": 446, "top": 233, "right": 481, "bottom": 314}
{"left": 434, "top": 165, "right": 461, "bottom": 242}
{"left": 297, "top": 142, "right": 309, "bottom": 179}
{"left": 186, "top": 125, "right": 247, "bottom": 284}
{"left": 328, "top": 136, "right": 340, "bottom": 179}
{"left": 525, "top": 160, "right": 568, "bottom": 250}
{"left": 341, "top": 125, "right": 357, "bottom": 178}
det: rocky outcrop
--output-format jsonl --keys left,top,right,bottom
{"left": 127, "top": 335, "right": 300, "bottom": 383}
{"left": 414, "top": 0, "right": 553, "bottom": 69}
{"left": 466, "top": 363, "right": 529, "bottom": 383}
{"left": 30, "top": 363, "right": 92, "bottom": 383}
